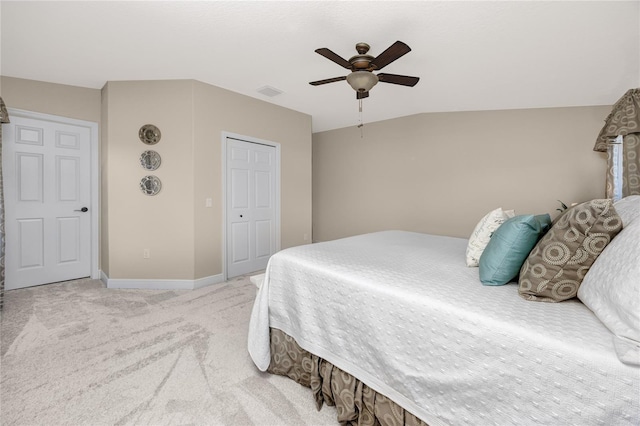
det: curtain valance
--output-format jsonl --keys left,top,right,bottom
{"left": 594, "top": 88, "right": 640, "bottom": 152}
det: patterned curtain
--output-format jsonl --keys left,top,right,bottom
{"left": 0, "top": 98, "right": 9, "bottom": 311}
{"left": 593, "top": 88, "right": 640, "bottom": 199}
{"left": 0, "top": 97, "right": 9, "bottom": 311}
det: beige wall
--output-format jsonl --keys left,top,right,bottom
{"left": 312, "top": 106, "right": 610, "bottom": 242}
{"left": 105, "top": 79, "right": 311, "bottom": 280}
{"left": 0, "top": 76, "right": 101, "bottom": 123}
{"left": 102, "top": 80, "right": 196, "bottom": 280}
{"left": 2, "top": 76, "right": 607, "bottom": 277}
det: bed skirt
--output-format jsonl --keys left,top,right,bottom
{"left": 267, "top": 328, "right": 428, "bottom": 426}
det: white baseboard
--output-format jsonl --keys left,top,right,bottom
{"left": 193, "top": 274, "right": 225, "bottom": 289}
{"left": 101, "top": 272, "right": 224, "bottom": 290}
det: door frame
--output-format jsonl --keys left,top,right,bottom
{"left": 5, "top": 108, "right": 100, "bottom": 282}
{"left": 221, "top": 131, "right": 281, "bottom": 281}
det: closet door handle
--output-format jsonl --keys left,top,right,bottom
{"left": 74, "top": 207, "right": 89, "bottom": 212}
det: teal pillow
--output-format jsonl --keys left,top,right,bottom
{"left": 479, "top": 214, "right": 551, "bottom": 286}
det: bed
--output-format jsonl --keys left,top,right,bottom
{"left": 248, "top": 200, "right": 640, "bottom": 425}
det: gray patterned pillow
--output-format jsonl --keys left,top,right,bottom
{"left": 519, "top": 199, "right": 622, "bottom": 302}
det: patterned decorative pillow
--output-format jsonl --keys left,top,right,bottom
{"left": 519, "top": 199, "right": 623, "bottom": 302}
{"left": 465, "top": 207, "right": 515, "bottom": 267}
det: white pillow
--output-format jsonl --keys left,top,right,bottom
{"left": 578, "top": 218, "right": 640, "bottom": 366}
{"left": 614, "top": 195, "right": 640, "bottom": 227}
{"left": 465, "top": 207, "right": 515, "bottom": 267}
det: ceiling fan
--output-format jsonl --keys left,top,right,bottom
{"left": 309, "top": 41, "right": 420, "bottom": 99}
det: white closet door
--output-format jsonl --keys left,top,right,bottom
{"left": 226, "top": 138, "right": 276, "bottom": 278}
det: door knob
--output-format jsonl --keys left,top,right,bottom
{"left": 240, "top": 214, "right": 243, "bottom": 218}
{"left": 75, "top": 207, "right": 89, "bottom": 212}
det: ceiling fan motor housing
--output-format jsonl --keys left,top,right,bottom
{"left": 349, "top": 54, "right": 375, "bottom": 70}
{"left": 351, "top": 42, "right": 375, "bottom": 70}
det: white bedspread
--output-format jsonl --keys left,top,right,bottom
{"left": 248, "top": 231, "right": 640, "bottom": 425}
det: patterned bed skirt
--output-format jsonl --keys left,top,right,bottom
{"left": 267, "top": 328, "right": 428, "bottom": 426}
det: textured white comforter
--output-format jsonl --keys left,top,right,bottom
{"left": 248, "top": 231, "right": 640, "bottom": 425}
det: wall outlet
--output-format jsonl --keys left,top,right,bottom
{"left": 143, "top": 249, "right": 150, "bottom": 259}
{"left": 205, "top": 198, "right": 213, "bottom": 207}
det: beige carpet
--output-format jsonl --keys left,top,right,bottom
{"left": 0, "top": 275, "right": 337, "bottom": 425}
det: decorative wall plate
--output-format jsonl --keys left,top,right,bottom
{"left": 140, "top": 150, "right": 161, "bottom": 171}
{"left": 139, "top": 124, "right": 161, "bottom": 145}
{"left": 140, "top": 175, "right": 162, "bottom": 196}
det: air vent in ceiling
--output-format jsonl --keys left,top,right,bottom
{"left": 257, "top": 85, "right": 283, "bottom": 97}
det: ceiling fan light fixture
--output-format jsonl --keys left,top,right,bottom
{"left": 346, "top": 71, "right": 378, "bottom": 92}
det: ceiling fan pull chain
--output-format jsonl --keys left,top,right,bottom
{"left": 358, "top": 98, "right": 364, "bottom": 138}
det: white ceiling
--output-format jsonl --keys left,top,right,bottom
{"left": 2, "top": 1, "right": 639, "bottom": 132}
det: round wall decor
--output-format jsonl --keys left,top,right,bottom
{"left": 139, "top": 124, "right": 161, "bottom": 145}
{"left": 140, "top": 175, "right": 162, "bottom": 196}
{"left": 140, "top": 150, "right": 161, "bottom": 171}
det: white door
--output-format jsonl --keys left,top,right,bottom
{"left": 226, "top": 138, "right": 277, "bottom": 278}
{"left": 3, "top": 115, "right": 92, "bottom": 289}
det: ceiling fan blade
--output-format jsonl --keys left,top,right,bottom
{"left": 356, "top": 91, "right": 369, "bottom": 100}
{"left": 377, "top": 73, "right": 420, "bottom": 87}
{"left": 371, "top": 41, "right": 411, "bottom": 70}
{"left": 315, "top": 48, "right": 352, "bottom": 69}
{"left": 309, "top": 76, "right": 347, "bottom": 86}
